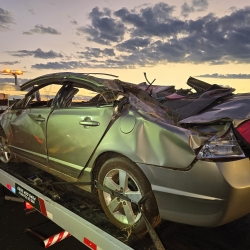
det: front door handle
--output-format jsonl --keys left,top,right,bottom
{"left": 35, "top": 115, "right": 45, "bottom": 122}
{"left": 79, "top": 121, "right": 100, "bottom": 126}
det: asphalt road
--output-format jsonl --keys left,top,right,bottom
{"left": 1, "top": 187, "right": 250, "bottom": 250}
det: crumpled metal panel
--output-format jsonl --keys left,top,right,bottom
{"left": 189, "top": 135, "right": 208, "bottom": 149}
{"left": 189, "top": 124, "right": 231, "bottom": 135}
{"left": 101, "top": 77, "right": 177, "bottom": 125}
{"left": 7, "top": 109, "right": 48, "bottom": 165}
{"left": 21, "top": 72, "right": 107, "bottom": 91}
{"left": 99, "top": 78, "right": 124, "bottom": 92}
{"left": 137, "top": 85, "right": 175, "bottom": 99}
{"left": 179, "top": 95, "right": 250, "bottom": 125}
{"left": 129, "top": 93, "right": 173, "bottom": 124}
{"left": 89, "top": 108, "right": 196, "bottom": 169}
{"left": 175, "top": 88, "right": 235, "bottom": 120}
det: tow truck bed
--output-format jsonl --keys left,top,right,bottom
{"left": 0, "top": 162, "right": 155, "bottom": 250}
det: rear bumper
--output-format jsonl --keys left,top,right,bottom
{"left": 138, "top": 158, "right": 250, "bottom": 227}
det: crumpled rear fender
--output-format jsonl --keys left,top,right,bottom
{"left": 88, "top": 110, "right": 196, "bottom": 170}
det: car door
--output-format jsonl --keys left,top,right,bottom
{"left": 47, "top": 84, "right": 114, "bottom": 178}
{"left": 9, "top": 84, "right": 62, "bottom": 165}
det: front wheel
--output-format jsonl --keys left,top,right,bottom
{"left": 97, "top": 157, "right": 160, "bottom": 235}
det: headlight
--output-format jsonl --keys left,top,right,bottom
{"left": 197, "top": 127, "right": 245, "bottom": 159}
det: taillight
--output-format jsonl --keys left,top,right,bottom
{"left": 236, "top": 120, "right": 250, "bottom": 144}
{"left": 197, "top": 127, "right": 245, "bottom": 159}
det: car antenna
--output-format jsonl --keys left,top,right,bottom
{"left": 144, "top": 72, "right": 156, "bottom": 91}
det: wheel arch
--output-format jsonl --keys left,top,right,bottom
{"left": 91, "top": 151, "right": 125, "bottom": 183}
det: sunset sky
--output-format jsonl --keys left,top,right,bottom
{"left": 1, "top": 0, "right": 250, "bottom": 95}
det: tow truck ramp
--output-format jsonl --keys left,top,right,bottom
{"left": 0, "top": 168, "right": 134, "bottom": 250}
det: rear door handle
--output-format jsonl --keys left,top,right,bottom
{"left": 79, "top": 121, "right": 100, "bottom": 126}
{"left": 80, "top": 117, "right": 100, "bottom": 127}
{"left": 35, "top": 115, "right": 45, "bottom": 122}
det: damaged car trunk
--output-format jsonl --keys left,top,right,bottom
{"left": 112, "top": 75, "right": 250, "bottom": 154}
{"left": 1, "top": 72, "right": 250, "bottom": 236}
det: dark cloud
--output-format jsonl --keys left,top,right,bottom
{"left": 196, "top": 73, "right": 250, "bottom": 79}
{"left": 181, "top": 3, "right": 194, "bottom": 18}
{"left": 70, "top": 20, "right": 77, "bottom": 25}
{"left": 20, "top": 4, "right": 250, "bottom": 69}
{"left": 0, "top": 7, "right": 15, "bottom": 31}
{"left": 80, "top": 5, "right": 250, "bottom": 67}
{"left": 22, "top": 31, "right": 33, "bottom": 35}
{"left": 115, "top": 3, "right": 174, "bottom": 24}
{"left": 194, "top": 0, "right": 209, "bottom": 11}
{"left": 114, "top": 8, "right": 145, "bottom": 27}
{"left": 23, "top": 24, "right": 61, "bottom": 35}
{"left": 31, "top": 60, "right": 127, "bottom": 70}
{"left": 228, "top": 6, "right": 237, "bottom": 13}
{"left": 114, "top": 3, "right": 177, "bottom": 37}
{"left": 28, "top": 8, "right": 35, "bottom": 15}
{"left": 31, "top": 61, "right": 92, "bottom": 70}
{"left": 9, "top": 48, "right": 63, "bottom": 59}
{"left": 78, "top": 47, "right": 115, "bottom": 59}
{"left": 0, "top": 77, "right": 30, "bottom": 85}
{"left": 18, "top": 78, "right": 31, "bottom": 85}
{"left": 77, "top": 7, "right": 125, "bottom": 45}
{"left": 71, "top": 42, "right": 80, "bottom": 46}
{"left": 116, "top": 38, "right": 151, "bottom": 52}
{"left": 0, "top": 61, "right": 20, "bottom": 65}
{"left": 181, "top": 0, "right": 209, "bottom": 17}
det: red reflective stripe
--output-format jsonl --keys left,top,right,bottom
{"left": 83, "top": 237, "right": 97, "bottom": 250}
{"left": 39, "top": 197, "right": 47, "bottom": 216}
{"left": 45, "top": 235, "right": 54, "bottom": 248}
{"left": 44, "top": 231, "right": 71, "bottom": 248}
{"left": 56, "top": 232, "right": 64, "bottom": 242}
{"left": 56, "top": 231, "right": 65, "bottom": 243}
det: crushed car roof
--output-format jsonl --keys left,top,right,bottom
{"left": 20, "top": 72, "right": 117, "bottom": 91}
{"left": 21, "top": 72, "right": 250, "bottom": 126}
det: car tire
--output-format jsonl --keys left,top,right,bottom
{"left": 97, "top": 157, "right": 160, "bottom": 236}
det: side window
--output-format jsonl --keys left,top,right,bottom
{"left": 12, "top": 96, "right": 31, "bottom": 109}
{"left": 59, "top": 85, "right": 114, "bottom": 108}
{"left": 71, "top": 87, "right": 96, "bottom": 103}
{"left": 29, "top": 84, "right": 62, "bottom": 108}
{"left": 70, "top": 87, "right": 99, "bottom": 105}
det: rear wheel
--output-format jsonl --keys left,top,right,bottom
{"left": 0, "top": 136, "right": 11, "bottom": 163}
{"left": 97, "top": 157, "right": 160, "bottom": 235}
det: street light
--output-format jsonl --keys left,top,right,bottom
{"left": 1, "top": 68, "right": 23, "bottom": 85}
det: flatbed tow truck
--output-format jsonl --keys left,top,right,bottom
{"left": 0, "top": 161, "right": 164, "bottom": 250}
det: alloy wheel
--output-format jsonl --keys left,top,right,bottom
{"left": 103, "top": 168, "right": 142, "bottom": 225}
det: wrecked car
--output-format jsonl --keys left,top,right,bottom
{"left": 1, "top": 72, "right": 250, "bottom": 236}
